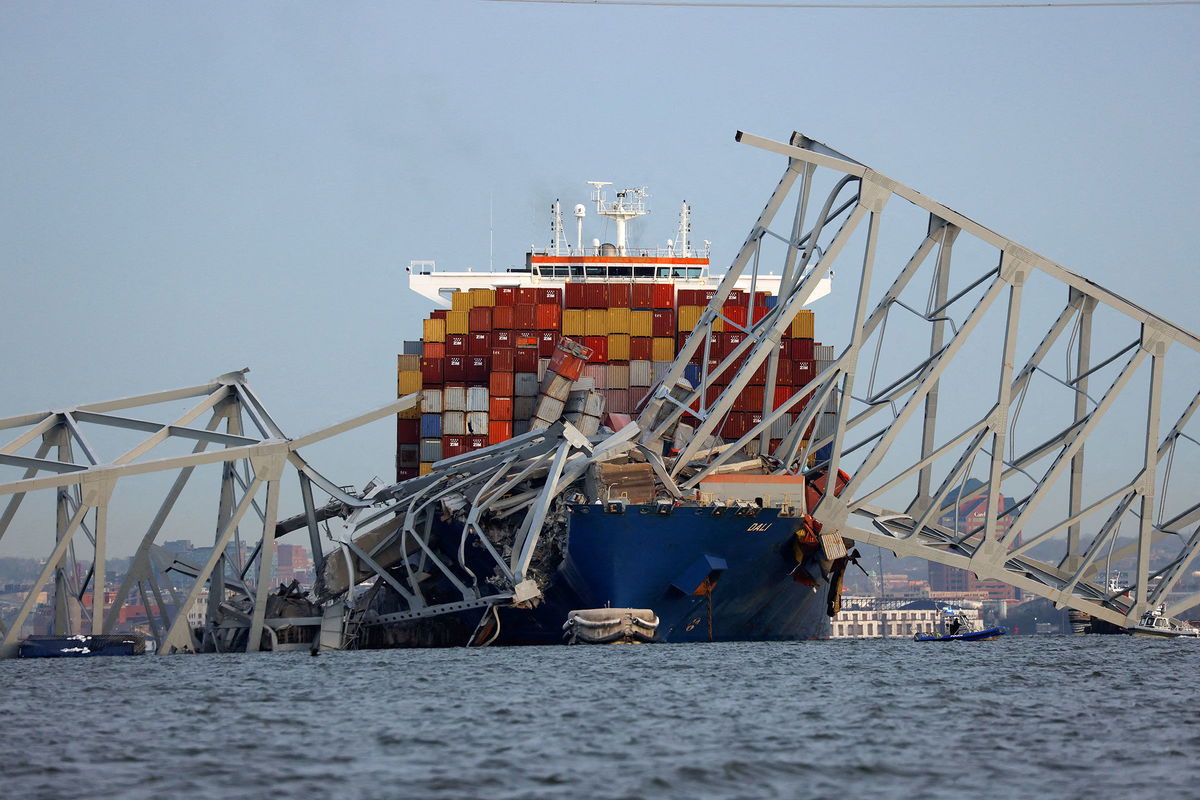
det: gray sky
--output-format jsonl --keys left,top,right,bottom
{"left": 1, "top": 1, "right": 1197, "bottom": 556}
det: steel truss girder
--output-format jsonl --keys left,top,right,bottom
{"left": 643, "top": 130, "right": 1200, "bottom": 630}
{"left": 0, "top": 371, "right": 418, "bottom": 657}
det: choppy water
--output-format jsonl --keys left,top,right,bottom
{"left": 2, "top": 637, "right": 1196, "bottom": 800}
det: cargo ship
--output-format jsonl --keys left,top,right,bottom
{"left": 383, "top": 184, "right": 843, "bottom": 645}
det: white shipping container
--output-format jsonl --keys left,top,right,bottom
{"left": 572, "top": 376, "right": 596, "bottom": 392}
{"left": 541, "top": 373, "right": 573, "bottom": 402}
{"left": 466, "top": 411, "right": 489, "bottom": 435}
{"left": 442, "top": 411, "right": 466, "bottom": 436}
{"left": 629, "top": 360, "right": 653, "bottom": 387}
{"left": 583, "top": 390, "right": 606, "bottom": 417}
{"left": 538, "top": 358, "right": 550, "bottom": 381}
{"left": 815, "top": 411, "right": 838, "bottom": 440}
{"left": 576, "top": 414, "right": 601, "bottom": 436}
{"left": 466, "top": 386, "right": 490, "bottom": 412}
{"left": 443, "top": 386, "right": 467, "bottom": 412}
{"left": 534, "top": 396, "right": 566, "bottom": 423}
{"left": 581, "top": 364, "right": 608, "bottom": 389}
{"left": 607, "top": 364, "right": 630, "bottom": 390}
{"left": 815, "top": 344, "right": 836, "bottom": 360}
{"left": 651, "top": 361, "right": 672, "bottom": 383}
{"left": 770, "top": 414, "right": 790, "bottom": 440}
{"left": 421, "top": 389, "right": 444, "bottom": 414}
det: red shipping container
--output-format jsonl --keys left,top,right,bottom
{"left": 488, "top": 420, "right": 513, "bottom": 444}
{"left": 491, "top": 348, "right": 515, "bottom": 372}
{"left": 790, "top": 338, "right": 815, "bottom": 361}
{"left": 468, "top": 333, "right": 490, "bottom": 356}
{"left": 606, "top": 389, "right": 630, "bottom": 413}
{"left": 726, "top": 289, "right": 747, "bottom": 307}
{"left": 652, "top": 283, "right": 674, "bottom": 309}
{"left": 513, "top": 348, "right": 538, "bottom": 372}
{"left": 752, "top": 305, "right": 770, "bottom": 324}
{"left": 725, "top": 332, "right": 747, "bottom": 356}
{"left": 548, "top": 345, "right": 585, "bottom": 381}
{"left": 446, "top": 334, "right": 468, "bottom": 355}
{"left": 752, "top": 291, "right": 769, "bottom": 308}
{"left": 496, "top": 286, "right": 517, "bottom": 306}
{"left": 442, "top": 435, "right": 467, "bottom": 458}
{"left": 749, "top": 360, "right": 767, "bottom": 386}
{"left": 514, "top": 304, "right": 537, "bottom": 331}
{"left": 723, "top": 304, "right": 748, "bottom": 329}
{"left": 490, "top": 371, "right": 515, "bottom": 397}
{"left": 774, "top": 386, "right": 807, "bottom": 412}
{"left": 492, "top": 330, "right": 515, "bottom": 348}
{"left": 423, "top": 341, "right": 446, "bottom": 360}
{"left": 490, "top": 395, "right": 514, "bottom": 420}
{"left": 538, "top": 331, "right": 558, "bottom": 358}
{"left": 776, "top": 358, "right": 794, "bottom": 386}
{"left": 632, "top": 282, "right": 655, "bottom": 308}
{"left": 469, "top": 306, "right": 492, "bottom": 331}
{"left": 420, "top": 357, "right": 444, "bottom": 385}
{"left": 630, "top": 386, "right": 649, "bottom": 411}
{"left": 492, "top": 305, "right": 515, "bottom": 330}
{"left": 698, "top": 288, "right": 718, "bottom": 305}
{"left": 585, "top": 283, "right": 608, "bottom": 308}
{"left": 675, "top": 288, "right": 695, "bottom": 307}
{"left": 430, "top": 309, "right": 448, "bottom": 320}
{"left": 396, "top": 418, "right": 420, "bottom": 443}
{"left": 444, "top": 355, "right": 467, "bottom": 381}
{"left": 583, "top": 336, "right": 608, "bottom": 363}
{"left": 536, "top": 304, "right": 561, "bottom": 331}
{"left": 565, "top": 282, "right": 587, "bottom": 309}
{"left": 679, "top": 332, "right": 702, "bottom": 365}
{"left": 517, "top": 287, "right": 538, "bottom": 304}
{"left": 720, "top": 413, "right": 749, "bottom": 439}
{"left": 537, "top": 287, "right": 563, "bottom": 305}
{"left": 651, "top": 309, "right": 675, "bottom": 337}
{"left": 514, "top": 334, "right": 539, "bottom": 349}
{"left": 608, "top": 283, "right": 632, "bottom": 308}
{"left": 629, "top": 337, "right": 653, "bottom": 361}
{"left": 734, "top": 385, "right": 765, "bottom": 413}
{"left": 795, "top": 359, "right": 816, "bottom": 385}
{"left": 467, "top": 435, "right": 489, "bottom": 451}
{"left": 395, "top": 467, "right": 418, "bottom": 482}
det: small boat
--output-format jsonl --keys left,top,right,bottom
{"left": 914, "top": 610, "right": 1007, "bottom": 642}
{"left": 914, "top": 626, "right": 1008, "bottom": 642}
{"left": 1127, "top": 605, "right": 1200, "bottom": 639}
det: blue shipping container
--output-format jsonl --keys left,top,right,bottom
{"left": 420, "top": 413, "right": 443, "bottom": 438}
{"left": 684, "top": 364, "right": 701, "bottom": 388}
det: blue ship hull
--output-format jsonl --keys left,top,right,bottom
{"left": 494, "top": 504, "right": 833, "bottom": 645}
{"left": 18, "top": 634, "right": 145, "bottom": 658}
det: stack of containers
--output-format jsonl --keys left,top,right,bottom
{"left": 400, "top": 279, "right": 819, "bottom": 479}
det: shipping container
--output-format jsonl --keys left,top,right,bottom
{"left": 445, "top": 310, "right": 469, "bottom": 335}
{"left": 631, "top": 282, "right": 655, "bottom": 309}
{"left": 607, "top": 307, "right": 631, "bottom": 334}
{"left": 513, "top": 396, "right": 536, "bottom": 421}
{"left": 537, "top": 358, "right": 550, "bottom": 381}
{"left": 607, "top": 334, "right": 631, "bottom": 362}
{"left": 402, "top": 340, "right": 423, "bottom": 356}
{"left": 489, "top": 370, "right": 514, "bottom": 397}
{"left": 442, "top": 411, "right": 466, "bottom": 436}
{"left": 605, "top": 389, "right": 630, "bottom": 413}
{"left": 466, "top": 332, "right": 489, "bottom": 356}
{"left": 513, "top": 347, "right": 538, "bottom": 373}
{"left": 534, "top": 396, "right": 566, "bottom": 423}
{"left": 723, "top": 304, "right": 748, "bottom": 329}
{"left": 489, "top": 395, "right": 513, "bottom": 420}
{"left": 496, "top": 286, "right": 517, "bottom": 306}
{"left": 467, "top": 386, "right": 490, "bottom": 412}
{"left": 516, "top": 287, "right": 537, "bottom": 305}
{"left": 585, "top": 309, "right": 608, "bottom": 336}
{"left": 488, "top": 420, "right": 513, "bottom": 444}
{"left": 677, "top": 305, "right": 704, "bottom": 332}
{"left": 396, "top": 443, "right": 420, "bottom": 469}
{"left": 536, "top": 304, "right": 561, "bottom": 330}
{"left": 651, "top": 283, "right": 674, "bottom": 309}
{"left": 451, "top": 291, "right": 472, "bottom": 312}
{"left": 630, "top": 310, "right": 653, "bottom": 338}
{"left": 734, "top": 385, "right": 765, "bottom": 413}
{"left": 726, "top": 289, "right": 747, "bottom": 307}
{"left": 491, "top": 347, "right": 515, "bottom": 372}
{"left": 420, "top": 413, "right": 443, "bottom": 438}
{"left": 397, "top": 402, "right": 421, "bottom": 420}
{"left": 420, "top": 357, "right": 444, "bottom": 385}
{"left": 585, "top": 282, "right": 607, "bottom": 308}
{"left": 419, "top": 438, "right": 443, "bottom": 463}
{"left": 651, "top": 361, "right": 673, "bottom": 384}
{"left": 424, "top": 341, "right": 446, "bottom": 360}
{"left": 397, "top": 354, "right": 421, "bottom": 372}
{"left": 651, "top": 309, "right": 675, "bottom": 337}
{"left": 468, "top": 306, "right": 492, "bottom": 332}
{"left": 397, "top": 416, "right": 421, "bottom": 444}
{"left": 465, "top": 355, "right": 488, "bottom": 381}
{"left": 629, "top": 336, "right": 653, "bottom": 360}
{"left": 651, "top": 337, "right": 674, "bottom": 362}
{"left": 584, "top": 336, "right": 608, "bottom": 362}
{"left": 421, "top": 388, "right": 444, "bottom": 413}
{"left": 607, "top": 363, "right": 630, "bottom": 390}
{"left": 814, "top": 344, "right": 835, "bottom": 360}
{"left": 444, "top": 355, "right": 467, "bottom": 382}
{"left": 443, "top": 386, "right": 467, "bottom": 412}
{"left": 492, "top": 330, "right": 514, "bottom": 349}
{"left": 629, "top": 360, "right": 653, "bottom": 387}
{"left": 514, "top": 304, "right": 537, "bottom": 331}
{"left": 564, "top": 282, "right": 587, "bottom": 309}
{"left": 515, "top": 372, "right": 539, "bottom": 396}
{"left": 538, "top": 331, "right": 558, "bottom": 358}
{"left": 790, "top": 338, "right": 815, "bottom": 361}
{"left": 470, "top": 288, "right": 496, "bottom": 307}
{"left": 629, "top": 386, "right": 649, "bottom": 411}
{"left": 683, "top": 363, "right": 701, "bottom": 387}
{"left": 790, "top": 309, "right": 815, "bottom": 339}
{"left": 548, "top": 339, "right": 587, "bottom": 381}
{"left": 581, "top": 364, "right": 608, "bottom": 389}
{"left": 445, "top": 334, "right": 467, "bottom": 356}
{"left": 430, "top": 309, "right": 447, "bottom": 320}
{"left": 397, "top": 370, "right": 422, "bottom": 395}
{"left": 492, "top": 305, "right": 515, "bottom": 330}
{"left": 563, "top": 309, "right": 586, "bottom": 336}
{"left": 442, "top": 435, "right": 467, "bottom": 458}
{"left": 466, "top": 411, "right": 489, "bottom": 435}
{"left": 418, "top": 463, "right": 433, "bottom": 476}
{"left": 608, "top": 282, "right": 631, "bottom": 308}
{"left": 423, "top": 317, "right": 446, "bottom": 343}
{"left": 541, "top": 374, "right": 573, "bottom": 404}
{"left": 537, "top": 287, "right": 562, "bottom": 305}
{"left": 467, "top": 435, "right": 489, "bottom": 451}
{"left": 794, "top": 359, "right": 816, "bottom": 386}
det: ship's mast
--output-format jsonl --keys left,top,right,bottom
{"left": 589, "top": 181, "right": 648, "bottom": 255}
{"left": 676, "top": 201, "right": 692, "bottom": 257}
{"left": 550, "top": 200, "right": 567, "bottom": 256}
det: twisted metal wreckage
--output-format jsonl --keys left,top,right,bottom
{"left": 2, "top": 131, "right": 1198, "bottom": 655}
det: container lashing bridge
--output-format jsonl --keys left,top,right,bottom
{"left": 1, "top": 131, "right": 1197, "bottom": 654}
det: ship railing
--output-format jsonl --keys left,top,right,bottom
{"left": 530, "top": 244, "right": 711, "bottom": 259}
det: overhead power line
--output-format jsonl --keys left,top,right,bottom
{"left": 483, "top": 0, "right": 1200, "bottom": 9}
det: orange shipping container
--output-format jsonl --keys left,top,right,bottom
{"left": 488, "top": 420, "right": 513, "bottom": 444}
{"left": 490, "top": 371, "right": 515, "bottom": 396}
{"left": 489, "top": 395, "right": 514, "bottom": 420}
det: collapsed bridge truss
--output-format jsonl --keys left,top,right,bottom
{"left": 1, "top": 131, "right": 1197, "bottom": 654}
